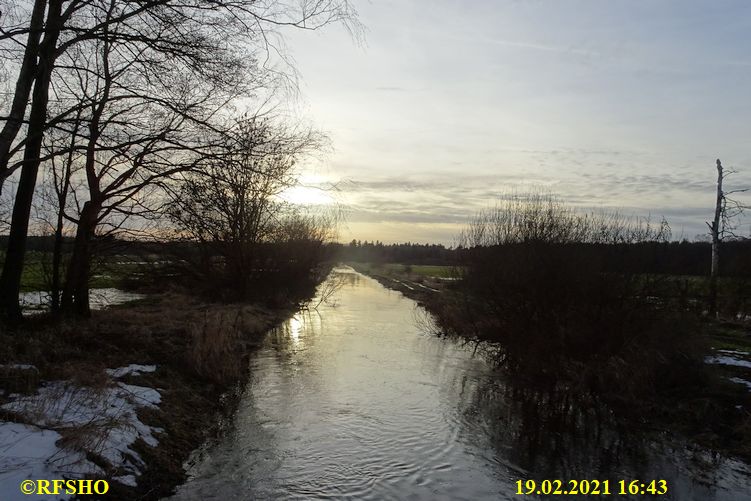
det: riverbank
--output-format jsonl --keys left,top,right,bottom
{"left": 0, "top": 288, "right": 314, "bottom": 499}
{"left": 352, "top": 262, "right": 751, "bottom": 465}
{"left": 167, "top": 266, "right": 751, "bottom": 500}
{"left": 345, "top": 262, "right": 450, "bottom": 305}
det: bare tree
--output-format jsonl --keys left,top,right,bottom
{"left": 706, "top": 158, "right": 748, "bottom": 317}
{"left": 27, "top": 111, "right": 80, "bottom": 313}
{"left": 0, "top": 0, "right": 64, "bottom": 321}
{"left": 167, "top": 117, "right": 325, "bottom": 297}
{"left": 461, "top": 191, "right": 671, "bottom": 248}
{"left": 0, "top": 0, "right": 48, "bottom": 196}
{"left": 0, "top": 0, "right": 360, "bottom": 321}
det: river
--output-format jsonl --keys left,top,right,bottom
{"left": 170, "top": 267, "right": 751, "bottom": 500}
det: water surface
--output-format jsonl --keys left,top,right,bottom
{"left": 172, "top": 268, "right": 751, "bottom": 500}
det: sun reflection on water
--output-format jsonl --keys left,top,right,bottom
{"left": 289, "top": 314, "right": 304, "bottom": 345}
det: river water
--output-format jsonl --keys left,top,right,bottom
{"left": 171, "top": 267, "right": 751, "bottom": 500}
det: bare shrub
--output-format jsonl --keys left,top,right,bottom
{"left": 413, "top": 307, "right": 444, "bottom": 338}
{"left": 166, "top": 119, "right": 339, "bottom": 303}
{"left": 443, "top": 191, "right": 704, "bottom": 404}
{"left": 460, "top": 191, "right": 670, "bottom": 248}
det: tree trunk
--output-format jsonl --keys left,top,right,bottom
{"left": 709, "top": 159, "right": 723, "bottom": 318}
{"left": 51, "top": 111, "right": 79, "bottom": 314}
{"left": 50, "top": 198, "right": 66, "bottom": 314}
{"left": 61, "top": 200, "right": 99, "bottom": 317}
{"left": 0, "top": 0, "right": 47, "bottom": 196}
{"left": 0, "top": 0, "right": 63, "bottom": 323}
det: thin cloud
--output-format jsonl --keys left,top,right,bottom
{"left": 481, "top": 37, "right": 600, "bottom": 57}
{"left": 375, "top": 86, "right": 410, "bottom": 92}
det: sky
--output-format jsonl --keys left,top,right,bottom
{"left": 281, "top": 0, "right": 751, "bottom": 245}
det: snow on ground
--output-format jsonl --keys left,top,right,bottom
{"left": 0, "top": 365, "right": 162, "bottom": 499}
{"left": 0, "top": 364, "right": 38, "bottom": 371}
{"left": 0, "top": 423, "right": 103, "bottom": 501}
{"left": 729, "top": 377, "right": 751, "bottom": 390}
{"left": 106, "top": 364, "right": 157, "bottom": 378}
{"left": 717, "top": 349, "right": 751, "bottom": 356}
{"left": 704, "top": 355, "right": 751, "bottom": 369}
{"left": 116, "top": 383, "right": 161, "bottom": 408}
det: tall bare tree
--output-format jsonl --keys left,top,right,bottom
{"left": 0, "top": 0, "right": 48, "bottom": 196}
{"left": 0, "top": 0, "right": 359, "bottom": 321}
{"left": 707, "top": 158, "right": 748, "bottom": 317}
{"left": 167, "top": 117, "right": 324, "bottom": 296}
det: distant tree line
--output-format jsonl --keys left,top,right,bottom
{"left": 336, "top": 240, "right": 456, "bottom": 265}
{"left": 333, "top": 236, "right": 751, "bottom": 278}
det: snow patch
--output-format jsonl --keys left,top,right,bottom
{"left": 106, "top": 364, "right": 157, "bottom": 379}
{"left": 704, "top": 355, "right": 751, "bottom": 369}
{"left": 0, "top": 364, "right": 38, "bottom": 372}
{"left": 0, "top": 379, "right": 163, "bottom": 493}
{"left": 114, "top": 474, "right": 138, "bottom": 487}
{"left": 729, "top": 377, "right": 751, "bottom": 390}
{"left": 0, "top": 422, "right": 103, "bottom": 501}
{"left": 116, "top": 383, "right": 161, "bottom": 408}
{"left": 718, "top": 349, "right": 750, "bottom": 356}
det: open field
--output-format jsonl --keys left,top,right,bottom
{"left": 345, "top": 261, "right": 457, "bottom": 278}
{"left": 0, "top": 252, "right": 159, "bottom": 293}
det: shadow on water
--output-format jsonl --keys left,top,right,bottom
{"left": 452, "top": 374, "right": 751, "bottom": 500}
{"left": 170, "top": 267, "right": 751, "bottom": 500}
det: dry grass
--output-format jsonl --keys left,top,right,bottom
{"left": 187, "top": 311, "right": 247, "bottom": 385}
{"left": 0, "top": 285, "right": 314, "bottom": 499}
{"left": 0, "top": 364, "right": 40, "bottom": 394}
{"left": 2, "top": 377, "right": 123, "bottom": 467}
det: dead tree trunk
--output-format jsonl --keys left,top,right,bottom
{"left": 709, "top": 159, "right": 723, "bottom": 318}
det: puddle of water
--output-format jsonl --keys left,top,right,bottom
{"left": 19, "top": 288, "right": 145, "bottom": 314}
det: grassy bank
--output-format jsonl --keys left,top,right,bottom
{"left": 0, "top": 286, "right": 316, "bottom": 499}
{"left": 347, "top": 262, "right": 455, "bottom": 279}
{"left": 346, "top": 262, "right": 454, "bottom": 303}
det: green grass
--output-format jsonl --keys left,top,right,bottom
{"left": 408, "top": 265, "right": 455, "bottom": 278}
{"left": 707, "top": 324, "right": 751, "bottom": 352}
{"left": 0, "top": 251, "right": 148, "bottom": 293}
{"left": 346, "top": 262, "right": 457, "bottom": 279}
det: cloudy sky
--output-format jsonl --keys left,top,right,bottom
{"left": 282, "top": 0, "right": 751, "bottom": 245}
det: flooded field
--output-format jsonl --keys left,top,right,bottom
{"left": 19, "top": 288, "right": 144, "bottom": 314}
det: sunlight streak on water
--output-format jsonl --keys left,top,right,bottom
{"left": 288, "top": 313, "right": 303, "bottom": 346}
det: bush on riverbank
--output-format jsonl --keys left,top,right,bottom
{"left": 440, "top": 193, "right": 708, "bottom": 403}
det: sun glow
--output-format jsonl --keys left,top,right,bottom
{"left": 280, "top": 185, "right": 335, "bottom": 206}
